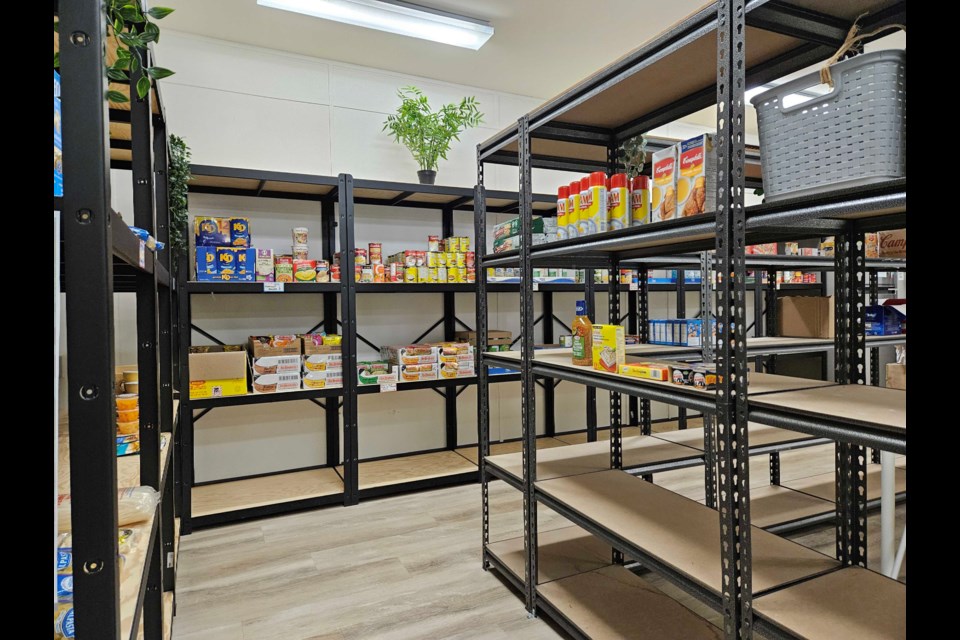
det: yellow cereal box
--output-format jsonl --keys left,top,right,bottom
{"left": 591, "top": 324, "right": 625, "bottom": 373}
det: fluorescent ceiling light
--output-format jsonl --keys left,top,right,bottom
{"left": 257, "top": 0, "right": 494, "bottom": 50}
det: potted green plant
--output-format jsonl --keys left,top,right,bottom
{"left": 383, "top": 86, "right": 483, "bottom": 185}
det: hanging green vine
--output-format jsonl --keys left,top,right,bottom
{"left": 168, "top": 135, "right": 191, "bottom": 266}
{"left": 619, "top": 134, "right": 649, "bottom": 179}
{"left": 54, "top": 2, "right": 175, "bottom": 103}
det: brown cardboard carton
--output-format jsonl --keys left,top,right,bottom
{"left": 777, "top": 296, "right": 835, "bottom": 339}
{"left": 878, "top": 229, "right": 906, "bottom": 258}
{"left": 885, "top": 363, "right": 906, "bottom": 390}
{"left": 248, "top": 335, "right": 302, "bottom": 358}
{"left": 188, "top": 348, "right": 248, "bottom": 398}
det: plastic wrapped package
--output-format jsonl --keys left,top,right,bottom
{"left": 57, "top": 487, "right": 159, "bottom": 532}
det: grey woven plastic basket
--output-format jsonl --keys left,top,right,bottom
{"left": 751, "top": 50, "right": 906, "bottom": 202}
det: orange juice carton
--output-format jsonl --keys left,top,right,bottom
{"left": 677, "top": 134, "right": 715, "bottom": 217}
{"left": 651, "top": 145, "right": 678, "bottom": 222}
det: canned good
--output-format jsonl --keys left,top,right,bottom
{"left": 448, "top": 266, "right": 460, "bottom": 283}
{"left": 466, "top": 267, "right": 476, "bottom": 283}
{"left": 316, "top": 260, "right": 330, "bottom": 283}
{"left": 388, "top": 263, "right": 401, "bottom": 283}
{"left": 459, "top": 237, "right": 470, "bottom": 251}
{"left": 416, "top": 266, "right": 427, "bottom": 282}
{"left": 455, "top": 252, "right": 466, "bottom": 268}
{"left": 330, "top": 264, "right": 341, "bottom": 283}
{"left": 446, "top": 252, "right": 456, "bottom": 268}
{"left": 417, "top": 251, "right": 427, "bottom": 267}
{"left": 465, "top": 251, "right": 475, "bottom": 268}
{"left": 436, "top": 251, "right": 447, "bottom": 267}
{"left": 292, "top": 227, "right": 309, "bottom": 244}
{"left": 428, "top": 235, "right": 440, "bottom": 252}
{"left": 373, "top": 264, "right": 385, "bottom": 283}
{"left": 293, "top": 244, "right": 310, "bottom": 260}
{"left": 438, "top": 266, "right": 448, "bottom": 283}
{"left": 428, "top": 267, "right": 438, "bottom": 283}
{"left": 404, "top": 266, "right": 417, "bottom": 283}
{"left": 355, "top": 248, "right": 368, "bottom": 265}
{"left": 427, "top": 251, "right": 438, "bottom": 267}
{"left": 368, "top": 243, "right": 382, "bottom": 264}
{"left": 494, "top": 267, "right": 505, "bottom": 278}
{"left": 560, "top": 335, "right": 573, "bottom": 348}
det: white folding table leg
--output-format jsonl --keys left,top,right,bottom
{"left": 891, "top": 527, "right": 906, "bottom": 579}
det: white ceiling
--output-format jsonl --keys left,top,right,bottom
{"left": 159, "top": 0, "right": 709, "bottom": 99}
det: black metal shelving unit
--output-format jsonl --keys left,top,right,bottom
{"left": 474, "top": 1, "right": 907, "bottom": 638}
{"left": 57, "top": 1, "right": 178, "bottom": 638}
{"left": 180, "top": 166, "right": 566, "bottom": 529}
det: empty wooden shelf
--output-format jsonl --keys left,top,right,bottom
{"left": 487, "top": 526, "right": 613, "bottom": 585}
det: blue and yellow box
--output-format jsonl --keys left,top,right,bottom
{"left": 196, "top": 247, "right": 218, "bottom": 280}
{"left": 229, "top": 217, "right": 250, "bottom": 247}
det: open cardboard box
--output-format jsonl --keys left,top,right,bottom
{"left": 188, "top": 346, "right": 248, "bottom": 398}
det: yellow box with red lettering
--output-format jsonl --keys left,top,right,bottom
{"left": 591, "top": 324, "right": 625, "bottom": 373}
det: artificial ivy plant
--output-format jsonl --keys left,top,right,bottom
{"left": 54, "top": 1, "right": 175, "bottom": 103}
{"left": 619, "top": 134, "right": 649, "bottom": 179}
{"left": 168, "top": 134, "right": 191, "bottom": 265}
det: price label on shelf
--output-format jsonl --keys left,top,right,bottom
{"left": 138, "top": 240, "right": 146, "bottom": 268}
{"left": 629, "top": 282, "right": 638, "bottom": 291}
{"left": 532, "top": 282, "right": 540, "bottom": 291}
{"left": 380, "top": 383, "right": 397, "bottom": 393}
{"left": 263, "top": 282, "right": 285, "bottom": 293}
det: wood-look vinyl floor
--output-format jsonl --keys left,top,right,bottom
{"left": 175, "top": 443, "right": 905, "bottom": 640}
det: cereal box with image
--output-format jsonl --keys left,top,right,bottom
{"left": 591, "top": 324, "right": 625, "bottom": 373}
{"left": 651, "top": 145, "right": 678, "bottom": 222}
{"left": 677, "top": 134, "right": 715, "bottom": 217}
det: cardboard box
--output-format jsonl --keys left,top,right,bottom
{"left": 440, "top": 360, "right": 475, "bottom": 379}
{"left": 302, "top": 370, "right": 343, "bottom": 389}
{"left": 251, "top": 370, "right": 301, "bottom": 394}
{"left": 455, "top": 330, "right": 511, "bottom": 349}
{"left": 677, "top": 134, "right": 715, "bottom": 217}
{"left": 492, "top": 233, "right": 548, "bottom": 254}
{"left": 196, "top": 247, "right": 218, "bottom": 278}
{"left": 398, "top": 363, "right": 439, "bottom": 382}
{"left": 492, "top": 216, "right": 544, "bottom": 241}
{"left": 251, "top": 355, "right": 301, "bottom": 376}
{"left": 865, "top": 304, "right": 905, "bottom": 336}
{"left": 777, "top": 296, "right": 834, "bottom": 339}
{"left": 381, "top": 345, "right": 439, "bottom": 365}
{"left": 249, "top": 336, "right": 301, "bottom": 358}
{"left": 620, "top": 362, "right": 669, "bottom": 381}
{"left": 885, "top": 363, "right": 905, "bottom": 390}
{"left": 301, "top": 334, "right": 342, "bottom": 355}
{"left": 591, "top": 324, "right": 625, "bottom": 373}
{"left": 303, "top": 353, "right": 343, "bottom": 372}
{"left": 256, "top": 249, "right": 274, "bottom": 282}
{"left": 878, "top": 229, "right": 906, "bottom": 258}
{"left": 651, "top": 144, "right": 678, "bottom": 222}
{"left": 188, "top": 349, "right": 248, "bottom": 399}
{"left": 357, "top": 362, "right": 398, "bottom": 386}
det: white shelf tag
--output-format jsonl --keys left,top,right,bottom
{"left": 138, "top": 240, "right": 146, "bottom": 268}
{"left": 380, "top": 383, "right": 397, "bottom": 393}
{"left": 263, "top": 282, "right": 284, "bottom": 292}
{"left": 629, "top": 282, "right": 638, "bottom": 291}
{"left": 532, "top": 282, "right": 540, "bottom": 291}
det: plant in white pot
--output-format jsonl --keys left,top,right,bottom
{"left": 383, "top": 86, "right": 483, "bottom": 185}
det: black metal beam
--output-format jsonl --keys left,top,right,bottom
{"left": 60, "top": 0, "right": 121, "bottom": 635}
{"left": 339, "top": 174, "right": 359, "bottom": 506}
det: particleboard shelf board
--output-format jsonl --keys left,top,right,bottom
{"left": 192, "top": 468, "right": 343, "bottom": 517}
{"left": 455, "top": 437, "right": 567, "bottom": 465}
{"left": 754, "top": 567, "right": 905, "bottom": 639}
{"left": 136, "top": 591, "right": 174, "bottom": 640}
{"left": 744, "top": 484, "right": 835, "bottom": 529}
{"left": 337, "top": 450, "right": 477, "bottom": 491}
{"left": 537, "top": 470, "right": 839, "bottom": 595}
{"left": 653, "top": 423, "right": 813, "bottom": 452}
{"left": 120, "top": 514, "right": 156, "bottom": 640}
{"left": 538, "top": 565, "right": 723, "bottom": 640}
{"left": 58, "top": 433, "right": 170, "bottom": 494}
{"left": 783, "top": 465, "right": 907, "bottom": 502}
{"left": 488, "top": 526, "right": 613, "bottom": 585}
{"left": 750, "top": 384, "right": 906, "bottom": 433}
{"left": 487, "top": 435, "right": 701, "bottom": 484}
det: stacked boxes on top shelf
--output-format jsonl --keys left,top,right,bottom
{"left": 195, "top": 217, "right": 255, "bottom": 281}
